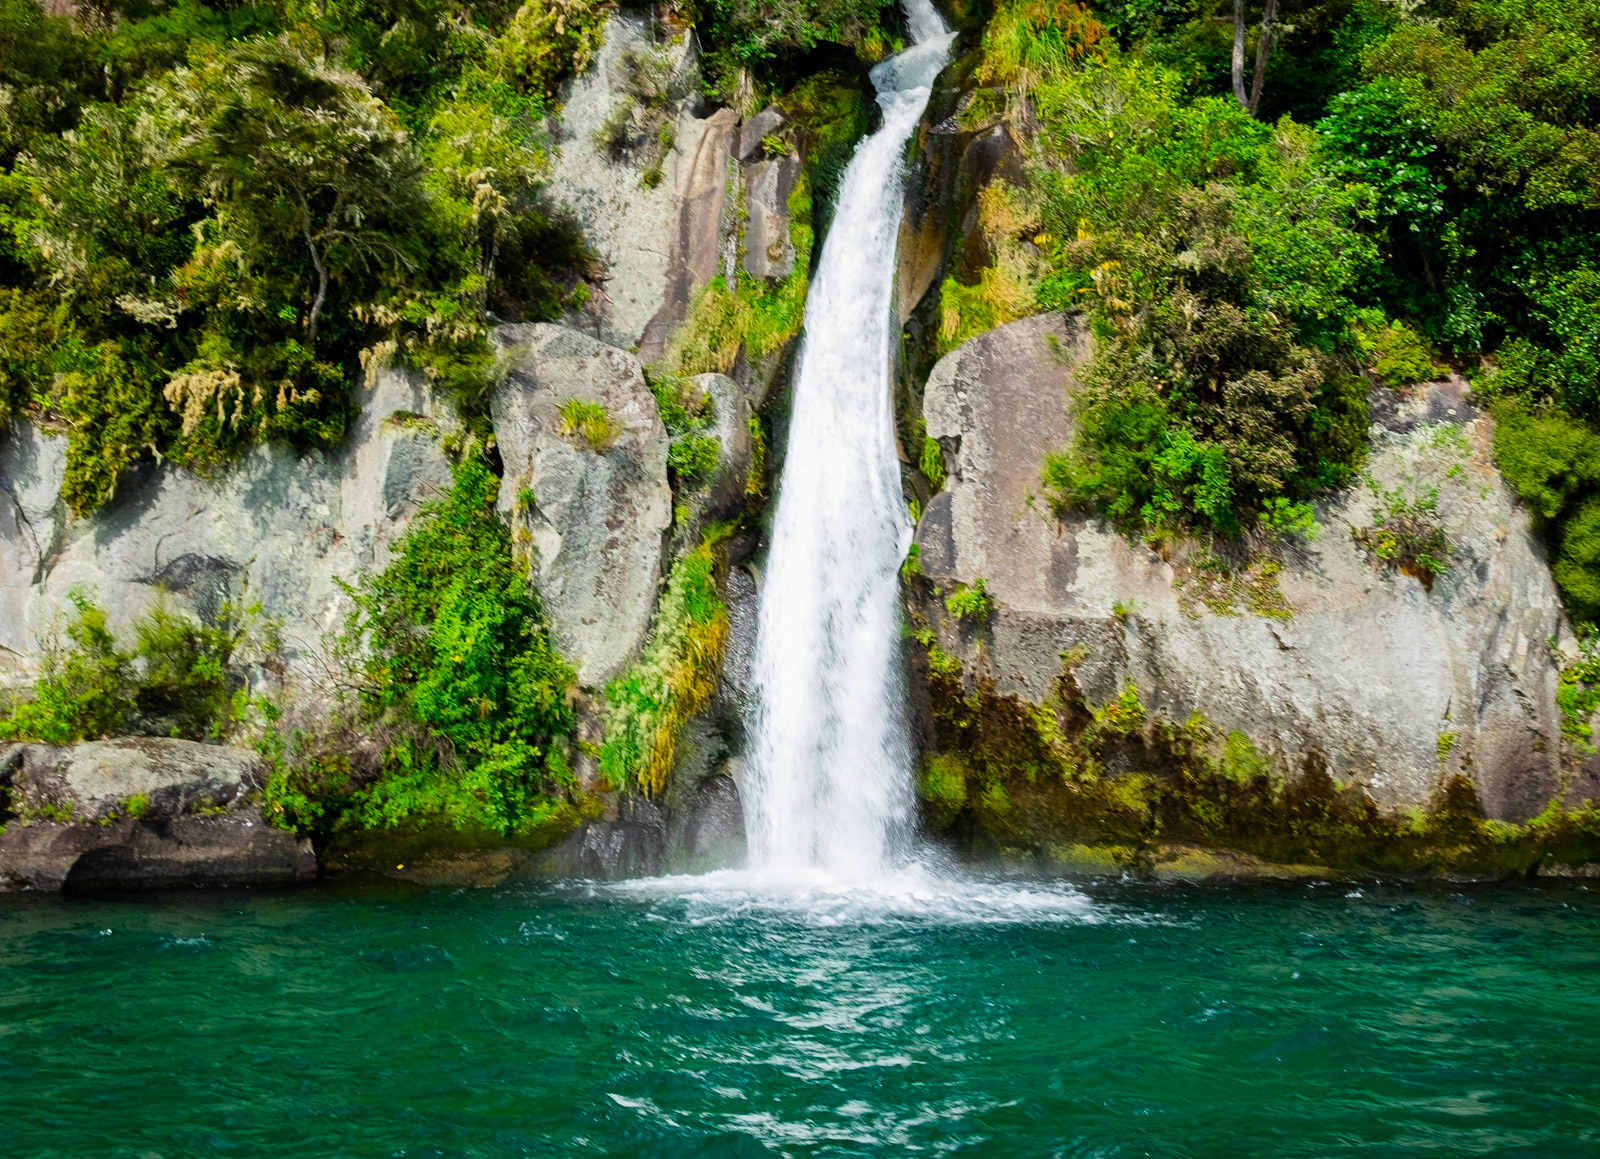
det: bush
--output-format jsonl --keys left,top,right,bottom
{"left": 1, "top": 6, "right": 596, "bottom": 515}
{"left": 601, "top": 532, "right": 730, "bottom": 796}
{"left": 488, "top": 0, "right": 610, "bottom": 99}
{"left": 1352, "top": 480, "right": 1451, "bottom": 589}
{"left": 268, "top": 454, "right": 577, "bottom": 837}
{"left": 1027, "top": 55, "right": 1375, "bottom": 539}
{"left": 0, "top": 590, "right": 256, "bottom": 744}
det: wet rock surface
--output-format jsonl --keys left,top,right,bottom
{"left": 0, "top": 739, "right": 315, "bottom": 891}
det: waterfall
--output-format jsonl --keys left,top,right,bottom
{"left": 744, "top": 2, "right": 955, "bottom": 878}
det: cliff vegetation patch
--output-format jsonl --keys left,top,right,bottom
{"left": 0, "top": 0, "right": 597, "bottom": 514}
{"left": 264, "top": 453, "right": 580, "bottom": 844}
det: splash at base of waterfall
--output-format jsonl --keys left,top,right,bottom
{"left": 604, "top": 863, "right": 1107, "bottom": 927}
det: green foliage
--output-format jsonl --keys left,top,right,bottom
{"left": 558, "top": 398, "right": 617, "bottom": 448}
{"left": 646, "top": 369, "right": 724, "bottom": 489}
{"left": 946, "top": 577, "right": 994, "bottom": 621}
{"left": 1023, "top": 54, "right": 1375, "bottom": 539}
{"left": 919, "top": 436, "right": 946, "bottom": 491}
{"left": 1, "top": 1, "right": 593, "bottom": 514}
{"left": 1353, "top": 479, "right": 1451, "bottom": 588}
{"left": 0, "top": 590, "right": 255, "bottom": 743}
{"left": 694, "top": 0, "right": 896, "bottom": 75}
{"left": 1491, "top": 406, "right": 1600, "bottom": 521}
{"left": 1557, "top": 633, "right": 1600, "bottom": 752}
{"left": 1370, "top": 321, "right": 1445, "bottom": 390}
{"left": 1095, "top": 679, "right": 1146, "bottom": 737}
{"left": 669, "top": 432, "right": 722, "bottom": 486}
{"left": 270, "top": 454, "right": 577, "bottom": 837}
{"left": 937, "top": 182, "right": 1048, "bottom": 354}
{"left": 601, "top": 532, "right": 730, "bottom": 797}
{"left": 1260, "top": 497, "right": 1318, "bottom": 543}
{"left": 488, "top": 0, "right": 610, "bottom": 99}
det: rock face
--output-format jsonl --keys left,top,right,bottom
{"left": 491, "top": 323, "right": 672, "bottom": 687}
{"left": 0, "top": 738, "right": 315, "bottom": 890}
{"left": 0, "top": 366, "right": 457, "bottom": 695}
{"left": 638, "top": 106, "right": 741, "bottom": 360}
{"left": 548, "top": 14, "right": 737, "bottom": 354}
{"left": 742, "top": 154, "right": 800, "bottom": 281}
{"left": 915, "top": 314, "right": 1572, "bottom": 822}
{"left": 692, "top": 371, "right": 754, "bottom": 523}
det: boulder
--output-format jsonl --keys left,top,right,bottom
{"left": 736, "top": 106, "right": 784, "bottom": 161}
{"left": 0, "top": 738, "right": 315, "bottom": 890}
{"left": 915, "top": 313, "right": 1570, "bottom": 822}
{"left": 742, "top": 154, "right": 801, "bottom": 280}
{"left": 0, "top": 365, "right": 458, "bottom": 697}
{"left": 491, "top": 323, "right": 672, "bottom": 687}
{"left": 0, "top": 422, "right": 67, "bottom": 649}
{"left": 691, "top": 371, "right": 754, "bottom": 522}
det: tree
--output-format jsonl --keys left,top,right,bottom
{"left": 1232, "top": 0, "right": 1280, "bottom": 116}
{"left": 171, "top": 35, "right": 425, "bottom": 346}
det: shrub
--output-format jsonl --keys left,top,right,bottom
{"left": 1027, "top": 56, "right": 1375, "bottom": 539}
{"left": 0, "top": 590, "right": 255, "bottom": 744}
{"left": 558, "top": 398, "right": 618, "bottom": 448}
{"left": 271, "top": 454, "right": 577, "bottom": 837}
{"left": 1370, "top": 321, "right": 1445, "bottom": 389}
{"left": 488, "top": 0, "right": 610, "bottom": 99}
{"left": 946, "top": 577, "right": 994, "bottom": 621}
{"left": 601, "top": 532, "right": 730, "bottom": 797}
{"left": 1352, "top": 480, "right": 1451, "bottom": 588}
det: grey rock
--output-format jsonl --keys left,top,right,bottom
{"left": 742, "top": 154, "right": 800, "bottom": 280}
{"left": 526, "top": 795, "right": 666, "bottom": 879}
{"left": 0, "top": 365, "right": 457, "bottom": 700}
{"left": 491, "top": 323, "right": 672, "bottom": 687}
{"left": 0, "top": 423, "right": 67, "bottom": 658}
{"left": 692, "top": 371, "right": 753, "bottom": 522}
{"left": 666, "top": 773, "right": 747, "bottom": 871}
{"left": 637, "top": 107, "right": 741, "bottom": 361}
{"left": 737, "top": 106, "right": 785, "bottom": 161}
{"left": 0, "top": 738, "right": 315, "bottom": 891}
{"left": 5, "top": 736, "right": 260, "bottom": 820}
{"left": 916, "top": 314, "right": 1569, "bottom": 821}
{"left": 545, "top": 14, "right": 728, "bottom": 351}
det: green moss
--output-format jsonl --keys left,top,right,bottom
{"left": 919, "top": 436, "right": 947, "bottom": 491}
{"left": 915, "top": 648, "right": 1600, "bottom": 876}
{"left": 919, "top": 754, "right": 970, "bottom": 828}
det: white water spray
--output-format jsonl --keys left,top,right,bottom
{"left": 744, "top": 2, "right": 955, "bottom": 878}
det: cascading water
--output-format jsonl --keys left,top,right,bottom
{"left": 744, "top": 1, "right": 956, "bottom": 879}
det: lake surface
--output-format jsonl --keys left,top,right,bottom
{"left": 2, "top": 870, "right": 1597, "bottom": 1157}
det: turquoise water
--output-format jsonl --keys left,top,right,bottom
{"left": 2, "top": 872, "right": 1598, "bottom": 1158}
